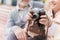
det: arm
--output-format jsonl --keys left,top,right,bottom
{"left": 7, "top": 9, "right": 27, "bottom": 40}
{"left": 7, "top": 11, "right": 15, "bottom": 28}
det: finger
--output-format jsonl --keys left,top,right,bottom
{"left": 16, "top": 30, "right": 23, "bottom": 40}
{"left": 21, "top": 31, "right": 26, "bottom": 40}
{"left": 39, "top": 19, "right": 48, "bottom": 24}
{"left": 40, "top": 15, "right": 48, "bottom": 19}
{"left": 20, "top": 33, "right": 23, "bottom": 40}
{"left": 19, "top": 30, "right": 26, "bottom": 40}
{"left": 14, "top": 28, "right": 25, "bottom": 40}
{"left": 27, "top": 16, "right": 32, "bottom": 20}
{"left": 22, "top": 31, "right": 27, "bottom": 40}
{"left": 40, "top": 15, "right": 47, "bottom": 17}
{"left": 22, "top": 32, "right": 25, "bottom": 40}
{"left": 39, "top": 19, "right": 48, "bottom": 22}
{"left": 17, "top": 32, "right": 22, "bottom": 40}
{"left": 26, "top": 13, "right": 33, "bottom": 21}
{"left": 28, "top": 12, "right": 33, "bottom": 17}
{"left": 19, "top": 31, "right": 24, "bottom": 40}
{"left": 24, "top": 32, "right": 27, "bottom": 40}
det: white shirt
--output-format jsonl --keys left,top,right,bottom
{"left": 47, "top": 10, "right": 60, "bottom": 40}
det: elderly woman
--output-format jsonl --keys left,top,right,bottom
{"left": 44, "top": 0, "right": 60, "bottom": 40}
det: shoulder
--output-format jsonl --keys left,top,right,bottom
{"left": 30, "top": 1, "right": 44, "bottom": 8}
{"left": 9, "top": 7, "right": 19, "bottom": 17}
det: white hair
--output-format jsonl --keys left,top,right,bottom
{"left": 17, "top": 0, "right": 22, "bottom": 5}
{"left": 17, "top": 0, "right": 31, "bottom": 5}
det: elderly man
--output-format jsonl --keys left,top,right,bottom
{"left": 5, "top": 0, "right": 31, "bottom": 40}
{"left": 4, "top": 0, "right": 45, "bottom": 40}
{"left": 4, "top": 0, "right": 48, "bottom": 40}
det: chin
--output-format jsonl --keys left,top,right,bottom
{"left": 52, "top": 6, "right": 57, "bottom": 10}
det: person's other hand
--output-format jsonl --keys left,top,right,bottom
{"left": 13, "top": 26, "right": 27, "bottom": 40}
{"left": 26, "top": 12, "right": 33, "bottom": 21}
{"left": 39, "top": 15, "right": 49, "bottom": 27}
{"left": 24, "top": 11, "right": 33, "bottom": 31}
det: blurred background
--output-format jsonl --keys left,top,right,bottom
{"left": 0, "top": 0, "right": 45, "bottom": 6}
{"left": 0, "top": 0, "right": 46, "bottom": 40}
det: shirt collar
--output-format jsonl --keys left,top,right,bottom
{"left": 16, "top": 4, "right": 30, "bottom": 11}
{"left": 55, "top": 10, "right": 60, "bottom": 16}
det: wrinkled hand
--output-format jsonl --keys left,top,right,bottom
{"left": 26, "top": 12, "right": 33, "bottom": 21}
{"left": 39, "top": 15, "right": 52, "bottom": 27}
{"left": 13, "top": 26, "right": 27, "bottom": 40}
{"left": 24, "top": 11, "right": 33, "bottom": 31}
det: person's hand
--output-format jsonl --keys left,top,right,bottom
{"left": 39, "top": 15, "right": 51, "bottom": 27}
{"left": 24, "top": 11, "right": 33, "bottom": 31}
{"left": 13, "top": 26, "right": 27, "bottom": 40}
{"left": 26, "top": 12, "right": 33, "bottom": 21}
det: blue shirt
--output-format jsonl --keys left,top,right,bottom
{"left": 7, "top": 6, "right": 30, "bottom": 28}
{"left": 7, "top": 1, "right": 44, "bottom": 28}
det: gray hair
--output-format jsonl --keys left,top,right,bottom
{"left": 17, "top": 0, "right": 31, "bottom": 5}
{"left": 17, "top": 0, "right": 22, "bottom": 4}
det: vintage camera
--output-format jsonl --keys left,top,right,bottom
{"left": 29, "top": 8, "right": 47, "bottom": 40}
{"left": 30, "top": 8, "right": 45, "bottom": 27}
{"left": 28, "top": 1, "right": 46, "bottom": 39}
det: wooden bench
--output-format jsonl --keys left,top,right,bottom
{"left": 0, "top": 5, "right": 14, "bottom": 40}
{"left": 0, "top": 5, "right": 14, "bottom": 25}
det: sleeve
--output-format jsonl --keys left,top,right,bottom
{"left": 7, "top": 10, "right": 15, "bottom": 28}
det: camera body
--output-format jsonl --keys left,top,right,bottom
{"left": 30, "top": 8, "right": 45, "bottom": 27}
{"left": 29, "top": 8, "right": 46, "bottom": 40}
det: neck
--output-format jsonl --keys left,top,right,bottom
{"left": 52, "top": 8, "right": 60, "bottom": 18}
{"left": 53, "top": 7, "right": 60, "bottom": 14}
{"left": 53, "top": 9, "right": 59, "bottom": 14}
{"left": 19, "top": 5, "right": 26, "bottom": 9}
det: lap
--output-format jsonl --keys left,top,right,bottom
{"left": 4, "top": 26, "right": 43, "bottom": 40}
{"left": 4, "top": 27, "right": 18, "bottom": 40}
